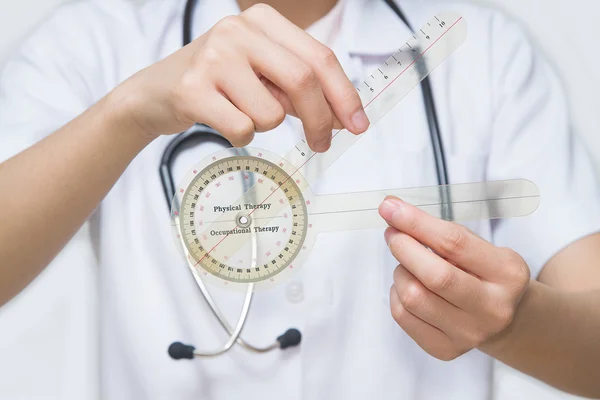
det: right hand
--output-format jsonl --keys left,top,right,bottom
{"left": 112, "top": 4, "right": 370, "bottom": 152}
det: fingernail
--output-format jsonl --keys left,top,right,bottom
{"left": 384, "top": 228, "right": 393, "bottom": 246}
{"left": 351, "top": 109, "right": 370, "bottom": 132}
{"left": 379, "top": 197, "right": 404, "bottom": 221}
{"left": 314, "top": 137, "right": 331, "bottom": 152}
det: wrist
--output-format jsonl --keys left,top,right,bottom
{"left": 479, "top": 279, "right": 547, "bottom": 359}
{"left": 102, "top": 80, "right": 160, "bottom": 145}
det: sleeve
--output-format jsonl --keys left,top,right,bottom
{"left": 486, "top": 13, "right": 600, "bottom": 278}
{"left": 0, "top": 3, "right": 106, "bottom": 163}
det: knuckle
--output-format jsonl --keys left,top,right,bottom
{"left": 316, "top": 46, "right": 338, "bottom": 68}
{"left": 255, "top": 104, "right": 286, "bottom": 132}
{"left": 466, "top": 329, "right": 488, "bottom": 349}
{"left": 502, "top": 249, "right": 530, "bottom": 284}
{"left": 439, "top": 227, "right": 468, "bottom": 257}
{"left": 400, "top": 282, "right": 425, "bottom": 311}
{"left": 229, "top": 119, "right": 255, "bottom": 146}
{"left": 213, "top": 15, "right": 245, "bottom": 35}
{"left": 173, "top": 71, "right": 195, "bottom": 103}
{"left": 244, "top": 3, "right": 277, "bottom": 19}
{"left": 428, "top": 268, "right": 456, "bottom": 292}
{"left": 434, "top": 347, "right": 461, "bottom": 362}
{"left": 390, "top": 297, "right": 408, "bottom": 324}
{"left": 178, "top": 68, "right": 198, "bottom": 90}
{"left": 198, "top": 46, "right": 222, "bottom": 68}
{"left": 493, "top": 304, "right": 516, "bottom": 331}
{"left": 312, "top": 113, "right": 333, "bottom": 134}
{"left": 270, "top": 104, "right": 287, "bottom": 127}
{"left": 289, "top": 66, "right": 318, "bottom": 92}
{"left": 338, "top": 84, "right": 361, "bottom": 106}
{"left": 501, "top": 247, "right": 523, "bottom": 266}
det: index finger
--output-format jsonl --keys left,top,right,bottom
{"left": 378, "top": 196, "right": 504, "bottom": 280}
{"left": 242, "top": 5, "right": 370, "bottom": 134}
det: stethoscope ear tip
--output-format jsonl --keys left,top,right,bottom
{"left": 277, "top": 328, "right": 302, "bottom": 349}
{"left": 168, "top": 341, "right": 196, "bottom": 360}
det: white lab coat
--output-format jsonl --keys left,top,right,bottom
{"left": 1, "top": 0, "right": 599, "bottom": 399}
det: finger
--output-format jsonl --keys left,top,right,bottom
{"left": 218, "top": 66, "right": 286, "bottom": 133}
{"left": 259, "top": 76, "right": 297, "bottom": 118}
{"left": 389, "top": 286, "right": 456, "bottom": 360}
{"left": 260, "top": 76, "right": 344, "bottom": 130}
{"left": 384, "top": 228, "right": 484, "bottom": 311}
{"left": 379, "top": 197, "right": 504, "bottom": 280}
{"left": 242, "top": 5, "right": 369, "bottom": 134}
{"left": 393, "top": 264, "right": 472, "bottom": 338}
{"left": 246, "top": 34, "right": 334, "bottom": 152}
{"left": 190, "top": 92, "right": 254, "bottom": 147}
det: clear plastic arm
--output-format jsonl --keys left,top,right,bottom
{"left": 309, "top": 179, "right": 540, "bottom": 232}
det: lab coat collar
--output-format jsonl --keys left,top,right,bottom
{"left": 342, "top": 0, "right": 415, "bottom": 56}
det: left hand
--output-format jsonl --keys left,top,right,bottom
{"left": 378, "top": 196, "right": 531, "bottom": 361}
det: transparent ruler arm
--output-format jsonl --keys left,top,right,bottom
{"left": 307, "top": 179, "right": 540, "bottom": 233}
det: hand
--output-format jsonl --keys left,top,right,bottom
{"left": 378, "top": 196, "right": 531, "bottom": 361}
{"left": 110, "top": 4, "right": 369, "bottom": 151}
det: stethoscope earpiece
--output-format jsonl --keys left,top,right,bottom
{"left": 168, "top": 342, "right": 196, "bottom": 360}
{"left": 277, "top": 329, "right": 302, "bottom": 349}
{"left": 168, "top": 328, "right": 301, "bottom": 360}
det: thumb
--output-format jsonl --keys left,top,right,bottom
{"left": 378, "top": 196, "right": 403, "bottom": 228}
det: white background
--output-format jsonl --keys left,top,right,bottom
{"left": 0, "top": 1, "right": 598, "bottom": 399}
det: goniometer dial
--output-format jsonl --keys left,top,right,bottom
{"left": 177, "top": 155, "right": 308, "bottom": 284}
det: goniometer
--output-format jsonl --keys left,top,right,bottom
{"left": 170, "top": 13, "right": 540, "bottom": 292}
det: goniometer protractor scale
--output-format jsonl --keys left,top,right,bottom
{"left": 178, "top": 152, "right": 308, "bottom": 283}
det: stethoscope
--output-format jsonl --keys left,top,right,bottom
{"left": 162, "top": 0, "right": 449, "bottom": 360}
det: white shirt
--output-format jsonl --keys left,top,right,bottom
{"left": 1, "top": 0, "right": 600, "bottom": 399}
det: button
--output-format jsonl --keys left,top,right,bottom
{"left": 285, "top": 281, "right": 304, "bottom": 303}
